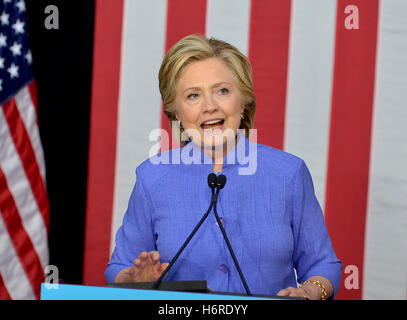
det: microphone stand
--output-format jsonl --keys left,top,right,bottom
{"left": 152, "top": 173, "right": 252, "bottom": 296}
{"left": 152, "top": 174, "right": 219, "bottom": 290}
{"left": 212, "top": 175, "right": 251, "bottom": 296}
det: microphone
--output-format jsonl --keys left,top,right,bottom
{"left": 215, "top": 174, "right": 226, "bottom": 190}
{"left": 212, "top": 174, "right": 252, "bottom": 296}
{"left": 208, "top": 173, "right": 218, "bottom": 202}
{"left": 208, "top": 172, "right": 217, "bottom": 190}
{"left": 152, "top": 173, "right": 251, "bottom": 296}
{"left": 151, "top": 173, "right": 220, "bottom": 289}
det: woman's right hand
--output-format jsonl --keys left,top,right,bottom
{"left": 114, "top": 251, "right": 169, "bottom": 283}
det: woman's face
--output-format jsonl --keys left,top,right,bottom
{"left": 175, "top": 57, "right": 243, "bottom": 150}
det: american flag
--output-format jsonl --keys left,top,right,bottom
{"left": 0, "top": 0, "right": 49, "bottom": 299}
{"left": 83, "top": 0, "right": 407, "bottom": 300}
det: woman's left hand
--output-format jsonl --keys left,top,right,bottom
{"left": 277, "top": 285, "right": 317, "bottom": 300}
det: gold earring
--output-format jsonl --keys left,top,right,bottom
{"left": 241, "top": 113, "right": 245, "bottom": 120}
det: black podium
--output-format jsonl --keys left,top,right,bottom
{"left": 108, "top": 280, "right": 305, "bottom": 300}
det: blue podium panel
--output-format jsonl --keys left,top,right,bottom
{"left": 40, "top": 284, "right": 279, "bottom": 300}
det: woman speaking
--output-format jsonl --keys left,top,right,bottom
{"left": 105, "top": 34, "right": 342, "bottom": 300}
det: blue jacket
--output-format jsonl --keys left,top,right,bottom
{"left": 105, "top": 131, "right": 342, "bottom": 296}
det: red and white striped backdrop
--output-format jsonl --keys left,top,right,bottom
{"left": 83, "top": 0, "right": 407, "bottom": 299}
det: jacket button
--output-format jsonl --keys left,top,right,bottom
{"left": 215, "top": 217, "right": 225, "bottom": 227}
{"left": 218, "top": 264, "right": 229, "bottom": 273}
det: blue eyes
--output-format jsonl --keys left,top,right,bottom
{"left": 187, "top": 88, "right": 229, "bottom": 100}
{"left": 187, "top": 93, "right": 199, "bottom": 100}
{"left": 219, "top": 88, "right": 229, "bottom": 95}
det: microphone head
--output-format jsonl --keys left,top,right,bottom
{"left": 207, "top": 173, "right": 217, "bottom": 189}
{"left": 216, "top": 174, "right": 227, "bottom": 189}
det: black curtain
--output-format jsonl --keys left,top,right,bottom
{"left": 25, "top": 0, "right": 95, "bottom": 284}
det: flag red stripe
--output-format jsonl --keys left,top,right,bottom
{"left": 0, "top": 168, "right": 44, "bottom": 299}
{"left": 0, "top": 272, "right": 12, "bottom": 300}
{"left": 324, "top": 0, "right": 379, "bottom": 299}
{"left": 248, "top": 0, "right": 292, "bottom": 149}
{"left": 2, "top": 99, "right": 49, "bottom": 230}
{"left": 83, "top": 0, "right": 124, "bottom": 285}
{"left": 27, "top": 81, "right": 39, "bottom": 121}
{"left": 160, "top": 0, "right": 207, "bottom": 150}
{"left": 165, "top": 0, "right": 207, "bottom": 50}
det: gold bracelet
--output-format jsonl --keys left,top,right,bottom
{"left": 300, "top": 280, "right": 327, "bottom": 300}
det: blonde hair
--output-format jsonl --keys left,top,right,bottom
{"left": 158, "top": 34, "right": 256, "bottom": 145}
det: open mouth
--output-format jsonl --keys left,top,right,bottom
{"left": 200, "top": 119, "right": 225, "bottom": 130}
